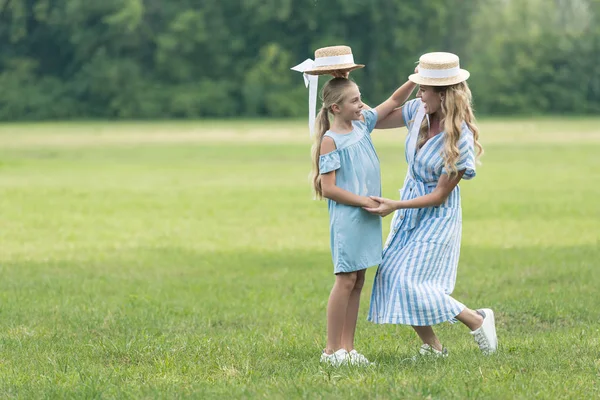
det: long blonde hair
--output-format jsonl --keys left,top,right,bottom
{"left": 310, "top": 77, "right": 357, "bottom": 199}
{"left": 417, "top": 81, "right": 483, "bottom": 178}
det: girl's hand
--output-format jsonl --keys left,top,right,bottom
{"left": 362, "top": 197, "right": 381, "bottom": 209}
{"left": 363, "top": 196, "right": 397, "bottom": 217}
{"left": 331, "top": 70, "right": 350, "bottom": 79}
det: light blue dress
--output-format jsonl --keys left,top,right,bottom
{"left": 368, "top": 99, "right": 477, "bottom": 325}
{"left": 319, "top": 109, "right": 382, "bottom": 274}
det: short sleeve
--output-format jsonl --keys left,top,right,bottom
{"left": 401, "top": 99, "right": 422, "bottom": 130}
{"left": 442, "top": 125, "right": 476, "bottom": 180}
{"left": 319, "top": 151, "right": 341, "bottom": 174}
{"left": 361, "top": 109, "right": 378, "bottom": 133}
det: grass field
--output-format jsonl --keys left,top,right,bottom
{"left": 1, "top": 118, "right": 599, "bottom": 399}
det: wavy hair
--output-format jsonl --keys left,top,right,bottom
{"left": 417, "top": 81, "right": 483, "bottom": 178}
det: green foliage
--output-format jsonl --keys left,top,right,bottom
{"left": 0, "top": 0, "right": 599, "bottom": 119}
{"left": 468, "top": 0, "right": 600, "bottom": 114}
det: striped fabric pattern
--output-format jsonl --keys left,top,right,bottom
{"left": 368, "top": 99, "right": 476, "bottom": 326}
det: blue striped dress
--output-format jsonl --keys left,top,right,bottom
{"left": 368, "top": 99, "right": 477, "bottom": 326}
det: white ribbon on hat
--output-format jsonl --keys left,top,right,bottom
{"left": 291, "top": 59, "right": 319, "bottom": 136}
{"left": 314, "top": 54, "right": 355, "bottom": 68}
{"left": 291, "top": 54, "right": 356, "bottom": 136}
{"left": 417, "top": 65, "right": 461, "bottom": 79}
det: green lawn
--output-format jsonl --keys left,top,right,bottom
{"left": 0, "top": 119, "right": 598, "bottom": 399}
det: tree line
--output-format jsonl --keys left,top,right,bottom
{"left": 0, "top": 0, "right": 598, "bottom": 120}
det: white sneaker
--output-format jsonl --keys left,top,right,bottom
{"left": 348, "top": 349, "right": 375, "bottom": 366}
{"left": 320, "top": 348, "right": 349, "bottom": 367}
{"left": 418, "top": 344, "right": 448, "bottom": 358}
{"left": 471, "top": 308, "right": 498, "bottom": 355}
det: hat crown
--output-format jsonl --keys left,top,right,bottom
{"left": 315, "top": 45, "right": 352, "bottom": 59}
{"left": 408, "top": 52, "right": 469, "bottom": 86}
{"left": 298, "top": 45, "right": 364, "bottom": 76}
{"left": 418, "top": 52, "right": 460, "bottom": 70}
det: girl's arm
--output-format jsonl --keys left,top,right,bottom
{"left": 363, "top": 171, "right": 465, "bottom": 216}
{"left": 320, "top": 137, "right": 379, "bottom": 208}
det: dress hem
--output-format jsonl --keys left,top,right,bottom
{"left": 334, "top": 259, "right": 382, "bottom": 274}
{"left": 367, "top": 304, "right": 465, "bottom": 326}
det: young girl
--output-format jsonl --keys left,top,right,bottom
{"left": 364, "top": 52, "right": 497, "bottom": 357}
{"left": 310, "top": 76, "right": 416, "bottom": 366}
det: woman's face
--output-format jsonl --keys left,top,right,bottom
{"left": 417, "top": 85, "right": 444, "bottom": 115}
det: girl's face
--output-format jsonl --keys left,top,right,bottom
{"left": 417, "top": 85, "right": 444, "bottom": 115}
{"left": 333, "top": 85, "right": 363, "bottom": 120}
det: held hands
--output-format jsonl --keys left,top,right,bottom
{"left": 362, "top": 197, "right": 381, "bottom": 209}
{"left": 363, "top": 196, "right": 398, "bottom": 217}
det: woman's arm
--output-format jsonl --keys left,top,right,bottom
{"left": 373, "top": 80, "right": 417, "bottom": 122}
{"left": 374, "top": 107, "right": 405, "bottom": 129}
{"left": 331, "top": 70, "right": 415, "bottom": 124}
{"left": 363, "top": 171, "right": 465, "bottom": 216}
{"left": 374, "top": 66, "right": 419, "bottom": 129}
{"left": 320, "top": 137, "right": 379, "bottom": 208}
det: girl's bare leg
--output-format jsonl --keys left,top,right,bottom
{"left": 340, "top": 269, "right": 366, "bottom": 351}
{"left": 325, "top": 272, "right": 358, "bottom": 354}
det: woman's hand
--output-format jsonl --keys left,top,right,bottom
{"left": 331, "top": 70, "right": 350, "bottom": 79}
{"left": 363, "top": 196, "right": 398, "bottom": 217}
{"left": 362, "top": 197, "right": 380, "bottom": 209}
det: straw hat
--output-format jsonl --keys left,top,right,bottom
{"left": 303, "top": 45, "right": 364, "bottom": 76}
{"left": 409, "top": 52, "right": 470, "bottom": 86}
{"left": 290, "top": 45, "right": 364, "bottom": 136}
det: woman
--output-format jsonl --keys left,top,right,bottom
{"left": 364, "top": 52, "right": 497, "bottom": 356}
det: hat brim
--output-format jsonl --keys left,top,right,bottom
{"left": 304, "top": 64, "right": 365, "bottom": 76}
{"left": 408, "top": 69, "right": 470, "bottom": 86}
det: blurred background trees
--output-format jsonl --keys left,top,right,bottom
{"left": 0, "top": 0, "right": 599, "bottom": 120}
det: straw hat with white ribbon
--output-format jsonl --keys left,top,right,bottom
{"left": 409, "top": 52, "right": 470, "bottom": 86}
{"left": 302, "top": 45, "right": 364, "bottom": 75}
{"left": 291, "top": 45, "right": 364, "bottom": 136}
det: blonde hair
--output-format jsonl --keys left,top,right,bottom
{"left": 417, "top": 81, "right": 483, "bottom": 178}
{"left": 310, "top": 77, "right": 357, "bottom": 199}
